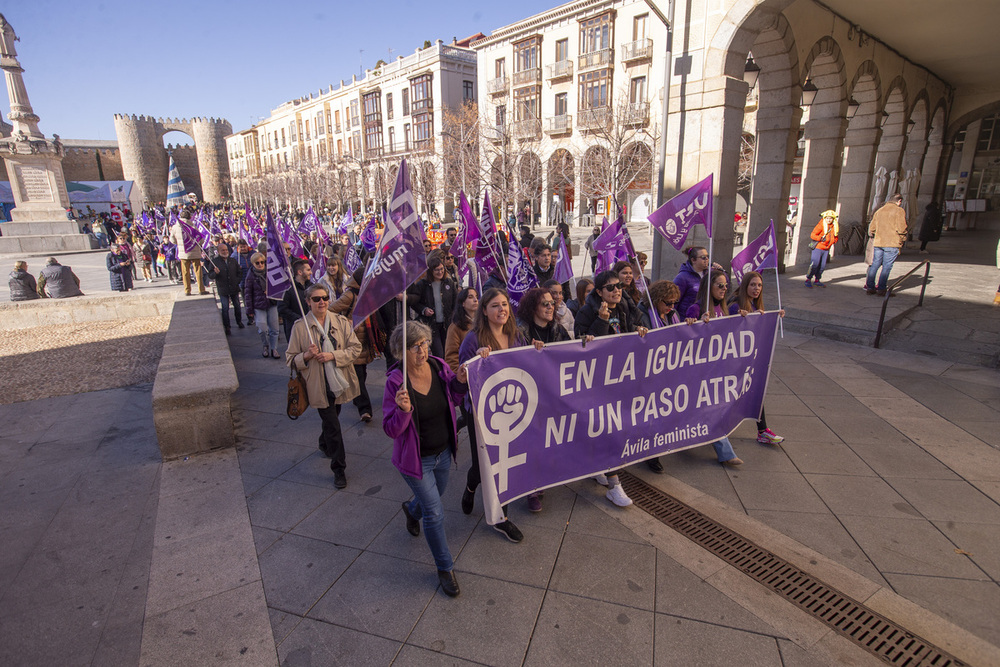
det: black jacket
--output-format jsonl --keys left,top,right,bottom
{"left": 278, "top": 279, "right": 313, "bottom": 322}
{"left": 574, "top": 288, "right": 636, "bottom": 338}
{"left": 518, "top": 318, "right": 571, "bottom": 344}
{"left": 210, "top": 255, "right": 243, "bottom": 297}
{"left": 407, "top": 276, "right": 458, "bottom": 326}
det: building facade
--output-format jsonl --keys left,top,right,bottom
{"left": 473, "top": 0, "right": 669, "bottom": 227}
{"left": 226, "top": 40, "right": 478, "bottom": 220}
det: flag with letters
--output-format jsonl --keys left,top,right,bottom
{"left": 648, "top": 174, "right": 714, "bottom": 250}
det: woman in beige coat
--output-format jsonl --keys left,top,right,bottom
{"left": 286, "top": 283, "right": 361, "bottom": 488}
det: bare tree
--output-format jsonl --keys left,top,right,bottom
{"left": 440, "top": 101, "right": 482, "bottom": 208}
{"left": 577, "top": 87, "right": 660, "bottom": 221}
{"left": 477, "top": 96, "right": 538, "bottom": 224}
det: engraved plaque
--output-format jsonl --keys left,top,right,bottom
{"left": 15, "top": 164, "right": 54, "bottom": 202}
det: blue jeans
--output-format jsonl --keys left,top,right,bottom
{"left": 806, "top": 248, "right": 829, "bottom": 281}
{"left": 219, "top": 294, "right": 242, "bottom": 331}
{"left": 712, "top": 437, "right": 737, "bottom": 463}
{"left": 254, "top": 306, "right": 279, "bottom": 350}
{"left": 402, "top": 450, "right": 453, "bottom": 572}
{"left": 865, "top": 247, "right": 899, "bottom": 292}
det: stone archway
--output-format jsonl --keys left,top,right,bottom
{"left": 546, "top": 148, "right": 575, "bottom": 226}
{"left": 836, "top": 61, "right": 882, "bottom": 228}
{"left": 113, "top": 114, "right": 232, "bottom": 205}
{"left": 794, "top": 36, "right": 848, "bottom": 265}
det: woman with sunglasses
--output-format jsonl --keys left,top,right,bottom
{"left": 639, "top": 280, "right": 683, "bottom": 328}
{"left": 457, "top": 288, "right": 528, "bottom": 542}
{"left": 575, "top": 271, "right": 649, "bottom": 506}
{"left": 244, "top": 252, "right": 282, "bottom": 358}
{"left": 683, "top": 270, "right": 743, "bottom": 467}
{"left": 286, "top": 284, "right": 362, "bottom": 489}
{"left": 729, "top": 271, "right": 785, "bottom": 446}
{"left": 383, "top": 321, "right": 469, "bottom": 597}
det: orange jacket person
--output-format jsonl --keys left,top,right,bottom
{"left": 805, "top": 210, "right": 839, "bottom": 288}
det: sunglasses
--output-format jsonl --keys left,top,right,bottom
{"left": 252, "top": 261, "right": 265, "bottom": 266}
{"left": 713, "top": 283, "right": 728, "bottom": 290}
{"left": 661, "top": 301, "right": 677, "bottom": 307}
{"left": 540, "top": 301, "right": 555, "bottom": 307}
{"left": 603, "top": 283, "right": 622, "bottom": 291}
{"left": 310, "top": 295, "right": 330, "bottom": 302}
{"left": 696, "top": 255, "right": 709, "bottom": 261}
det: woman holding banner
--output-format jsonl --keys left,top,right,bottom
{"left": 639, "top": 280, "right": 683, "bottom": 329}
{"left": 575, "top": 270, "right": 649, "bottom": 504}
{"left": 613, "top": 261, "right": 643, "bottom": 325}
{"left": 729, "top": 272, "right": 786, "bottom": 446}
{"left": 682, "top": 271, "right": 744, "bottom": 467}
{"left": 383, "top": 321, "right": 469, "bottom": 598}
{"left": 457, "top": 288, "right": 527, "bottom": 542}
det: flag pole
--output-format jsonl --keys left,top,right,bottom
{"left": 773, "top": 265, "right": 784, "bottom": 339}
{"left": 401, "top": 293, "right": 408, "bottom": 389}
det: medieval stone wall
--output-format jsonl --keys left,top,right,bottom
{"left": 60, "top": 147, "right": 124, "bottom": 182}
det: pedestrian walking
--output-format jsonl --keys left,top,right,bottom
{"left": 864, "top": 194, "right": 908, "bottom": 296}
{"left": 383, "top": 321, "right": 469, "bottom": 598}
{"left": 805, "top": 210, "right": 839, "bottom": 288}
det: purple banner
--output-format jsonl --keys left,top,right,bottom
{"left": 361, "top": 214, "right": 379, "bottom": 253}
{"left": 505, "top": 233, "right": 538, "bottom": 306}
{"left": 337, "top": 207, "right": 354, "bottom": 235}
{"left": 648, "top": 174, "right": 714, "bottom": 250}
{"left": 593, "top": 216, "right": 630, "bottom": 274}
{"left": 352, "top": 159, "right": 428, "bottom": 328}
{"left": 466, "top": 312, "right": 780, "bottom": 524}
{"left": 264, "top": 209, "right": 293, "bottom": 300}
{"left": 344, "top": 243, "right": 362, "bottom": 273}
{"left": 731, "top": 220, "right": 778, "bottom": 284}
{"left": 553, "top": 233, "right": 573, "bottom": 284}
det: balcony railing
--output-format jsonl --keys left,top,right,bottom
{"left": 578, "top": 107, "right": 611, "bottom": 131}
{"left": 513, "top": 69, "right": 542, "bottom": 86}
{"left": 623, "top": 101, "right": 650, "bottom": 125}
{"left": 621, "top": 38, "right": 653, "bottom": 63}
{"left": 546, "top": 60, "right": 573, "bottom": 80}
{"left": 484, "top": 125, "right": 506, "bottom": 143}
{"left": 487, "top": 77, "right": 509, "bottom": 95}
{"left": 513, "top": 119, "right": 541, "bottom": 140}
{"left": 544, "top": 115, "right": 572, "bottom": 135}
{"left": 578, "top": 48, "right": 613, "bottom": 70}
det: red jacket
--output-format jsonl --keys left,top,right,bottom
{"left": 809, "top": 221, "right": 838, "bottom": 251}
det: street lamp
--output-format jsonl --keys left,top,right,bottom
{"left": 846, "top": 97, "right": 860, "bottom": 119}
{"left": 800, "top": 78, "right": 818, "bottom": 106}
{"left": 743, "top": 55, "right": 761, "bottom": 89}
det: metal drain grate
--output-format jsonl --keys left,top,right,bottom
{"left": 620, "top": 472, "right": 966, "bottom": 667}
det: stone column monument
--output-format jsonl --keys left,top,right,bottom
{"left": 0, "top": 14, "right": 95, "bottom": 252}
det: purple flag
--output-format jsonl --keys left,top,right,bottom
{"left": 281, "top": 216, "right": 306, "bottom": 258}
{"left": 648, "top": 174, "right": 714, "bottom": 250}
{"left": 337, "top": 207, "right": 354, "bottom": 236}
{"left": 593, "top": 216, "right": 629, "bottom": 274}
{"left": 361, "top": 214, "right": 379, "bottom": 253}
{"left": 352, "top": 159, "right": 428, "bottom": 328}
{"left": 505, "top": 233, "right": 539, "bottom": 307}
{"left": 298, "top": 208, "right": 318, "bottom": 235}
{"left": 458, "top": 190, "right": 480, "bottom": 243}
{"left": 731, "top": 220, "right": 778, "bottom": 284}
{"left": 264, "top": 209, "right": 293, "bottom": 300}
{"left": 344, "top": 243, "right": 362, "bottom": 274}
{"left": 474, "top": 190, "right": 501, "bottom": 277}
{"left": 553, "top": 233, "right": 574, "bottom": 284}
{"left": 176, "top": 219, "right": 201, "bottom": 254}
{"left": 466, "top": 311, "right": 780, "bottom": 524}
{"left": 245, "top": 204, "right": 262, "bottom": 241}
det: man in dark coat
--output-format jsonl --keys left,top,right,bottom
{"left": 210, "top": 242, "right": 244, "bottom": 334}
{"left": 278, "top": 258, "right": 313, "bottom": 342}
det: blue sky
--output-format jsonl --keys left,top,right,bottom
{"left": 3, "top": 0, "right": 545, "bottom": 143}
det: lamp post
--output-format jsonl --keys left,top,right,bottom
{"left": 644, "top": 0, "right": 674, "bottom": 281}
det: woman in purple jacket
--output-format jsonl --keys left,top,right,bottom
{"left": 383, "top": 321, "right": 469, "bottom": 598}
{"left": 243, "top": 253, "right": 281, "bottom": 358}
{"left": 673, "top": 246, "right": 711, "bottom": 318}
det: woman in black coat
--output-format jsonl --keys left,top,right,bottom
{"left": 406, "top": 253, "right": 458, "bottom": 358}
{"left": 107, "top": 242, "right": 134, "bottom": 292}
{"left": 918, "top": 202, "right": 943, "bottom": 253}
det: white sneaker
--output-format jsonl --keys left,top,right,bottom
{"left": 594, "top": 473, "right": 608, "bottom": 486}
{"left": 606, "top": 484, "right": 633, "bottom": 507}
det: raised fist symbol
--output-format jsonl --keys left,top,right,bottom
{"left": 488, "top": 383, "right": 525, "bottom": 435}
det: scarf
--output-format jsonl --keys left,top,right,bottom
{"left": 305, "top": 311, "right": 350, "bottom": 397}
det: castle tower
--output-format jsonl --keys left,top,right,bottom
{"left": 114, "top": 114, "right": 168, "bottom": 205}
{"left": 190, "top": 117, "right": 232, "bottom": 203}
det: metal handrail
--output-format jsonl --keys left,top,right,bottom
{"left": 873, "top": 260, "right": 930, "bottom": 348}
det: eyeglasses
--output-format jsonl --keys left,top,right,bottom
{"left": 310, "top": 295, "right": 330, "bottom": 302}
{"left": 603, "top": 283, "right": 622, "bottom": 291}
{"left": 540, "top": 301, "right": 555, "bottom": 307}
{"left": 696, "top": 255, "right": 710, "bottom": 261}
{"left": 252, "top": 261, "right": 265, "bottom": 266}
{"left": 409, "top": 340, "right": 429, "bottom": 352}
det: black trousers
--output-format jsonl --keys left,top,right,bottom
{"left": 353, "top": 363, "right": 372, "bottom": 416}
{"left": 756, "top": 407, "right": 768, "bottom": 432}
{"left": 463, "top": 405, "right": 508, "bottom": 518}
{"left": 317, "top": 392, "right": 345, "bottom": 472}
{"left": 219, "top": 294, "right": 242, "bottom": 331}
